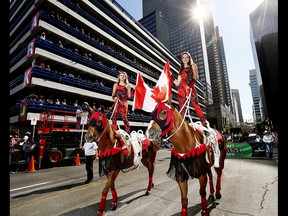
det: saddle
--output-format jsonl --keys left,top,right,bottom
{"left": 191, "top": 121, "right": 220, "bottom": 168}
{"left": 116, "top": 129, "right": 147, "bottom": 172}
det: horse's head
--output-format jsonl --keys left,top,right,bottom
{"left": 146, "top": 98, "right": 175, "bottom": 141}
{"left": 84, "top": 105, "right": 107, "bottom": 142}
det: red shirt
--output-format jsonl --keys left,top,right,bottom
{"left": 114, "top": 84, "right": 129, "bottom": 107}
{"left": 180, "top": 67, "right": 195, "bottom": 88}
{"left": 178, "top": 67, "right": 195, "bottom": 98}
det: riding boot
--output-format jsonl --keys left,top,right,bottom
{"left": 125, "top": 125, "right": 130, "bottom": 134}
{"left": 200, "top": 117, "right": 207, "bottom": 127}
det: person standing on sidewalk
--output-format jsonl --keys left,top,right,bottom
{"left": 9, "top": 134, "right": 17, "bottom": 174}
{"left": 22, "top": 132, "right": 37, "bottom": 172}
{"left": 263, "top": 130, "right": 274, "bottom": 159}
{"left": 80, "top": 137, "right": 98, "bottom": 184}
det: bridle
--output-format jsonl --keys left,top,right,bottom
{"left": 88, "top": 100, "right": 120, "bottom": 142}
{"left": 150, "top": 95, "right": 200, "bottom": 145}
{"left": 151, "top": 102, "right": 175, "bottom": 137}
{"left": 88, "top": 112, "right": 109, "bottom": 142}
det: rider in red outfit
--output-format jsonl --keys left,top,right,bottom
{"left": 173, "top": 51, "right": 207, "bottom": 126}
{"left": 111, "top": 71, "right": 131, "bottom": 133}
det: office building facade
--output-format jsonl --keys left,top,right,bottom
{"left": 249, "top": 0, "right": 278, "bottom": 130}
{"left": 249, "top": 69, "right": 262, "bottom": 123}
{"left": 231, "top": 89, "right": 244, "bottom": 125}
{"left": 139, "top": 11, "right": 170, "bottom": 50}
{"left": 143, "top": 0, "right": 208, "bottom": 119}
{"left": 142, "top": 0, "right": 237, "bottom": 130}
{"left": 200, "top": 3, "right": 234, "bottom": 129}
{"left": 9, "top": 0, "right": 186, "bottom": 136}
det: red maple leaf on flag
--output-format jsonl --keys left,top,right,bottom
{"left": 132, "top": 60, "right": 172, "bottom": 112}
{"left": 151, "top": 85, "right": 167, "bottom": 103}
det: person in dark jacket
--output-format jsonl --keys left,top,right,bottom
{"left": 22, "top": 132, "right": 37, "bottom": 172}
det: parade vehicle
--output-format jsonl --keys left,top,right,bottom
{"left": 37, "top": 109, "right": 88, "bottom": 167}
{"left": 246, "top": 133, "right": 267, "bottom": 157}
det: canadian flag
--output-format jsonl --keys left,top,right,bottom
{"left": 132, "top": 73, "right": 155, "bottom": 112}
{"left": 132, "top": 60, "right": 172, "bottom": 112}
{"left": 152, "top": 60, "right": 172, "bottom": 102}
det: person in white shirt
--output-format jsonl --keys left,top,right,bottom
{"left": 262, "top": 131, "right": 274, "bottom": 159}
{"left": 81, "top": 139, "right": 98, "bottom": 183}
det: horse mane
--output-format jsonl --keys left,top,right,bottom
{"left": 86, "top": 103, "right": 106, "bottom": 116}
{"left": 100, "top": 108, "right": 117, "bottom": 140}
{"left": 99, "top": 105, "right": 105, "bottom": 113}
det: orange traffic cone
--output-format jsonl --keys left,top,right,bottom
{"left": 28, "top": 155, "right": 35, "bottom": 172}
{"left": 75, "top": 153, "right": 81, "bottom": 165}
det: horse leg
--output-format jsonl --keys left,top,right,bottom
{"left": 214, "top": 167, "right": 223, "bottom": 199}
{"left": 97, "top": 170, "right": 120, "bottom": 216}
{"left": 110, "top": 182, "right": 118, "bottom": 211}
{"left": 141, "top": 149, "right": 156, "bottom": 194}
{"left": 214, "top": 146, "right": 226, "bottom": 200}
{"left": 109, "top": 170, "right": 120, "bottom": 210}
{"left": 199, "top": 174, "right": 209, "bottom": 216}
{"left": 147, "top": 148, "right": 157, "bottom": 192}
{"left": 177, "top": 180, "right": 188, "bottom": 216}
{"left": 207, "top": 169, "right": 215, "bottom": 202}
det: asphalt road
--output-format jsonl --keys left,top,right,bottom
{"left": 10, "top": 149, "right": 278, "bottom": 216}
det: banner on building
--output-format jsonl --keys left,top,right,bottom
{"left": 18, "top": 100, "right": 28, "bottom": 122}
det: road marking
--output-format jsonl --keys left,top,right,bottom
{"left": 10, "top": 181, "right": 52, "bottom": 192}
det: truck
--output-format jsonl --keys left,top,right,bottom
{"left": 37, "top": 109, "right": 88, "bottom": 167}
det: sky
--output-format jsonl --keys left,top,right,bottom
{"left": 116, "top": 0, "right": 264, "bottom": 122}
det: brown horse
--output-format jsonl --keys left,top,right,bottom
{"left": 146, "top": 98, "right": 226, "bottom": 216}
{"left": 84, "top": 105, "right": 158, "bottom": 216}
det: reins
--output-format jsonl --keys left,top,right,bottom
{"left": 96, "top": 99, "right": 118, "bottom": 142}
{"left": 108, "top": 99, "right": 118, "bottom": 120}
{"left": 163, "top": 90, "right": 192, "bottom": 142}
{"left": 179, "top": 88, "right": 194, "bottom": 125}
{"left": 110, "top": 98, "right": 123, "bottom": 131}
{"left": 95, "top": 123, "right": 108, "bottom": 142}
{"left": 163, "top": 90, "right": 201, "bottom": 146}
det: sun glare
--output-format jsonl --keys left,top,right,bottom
{"left": 192, "top": 5, "right": 207, "bottom": 21}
